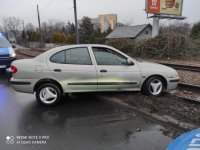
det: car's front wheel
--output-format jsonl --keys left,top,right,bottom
{"left": 36, "top": 83, "right": 62, "bottom": 106}
{"left": 142, "top": 76, "right": 165, "bottom": 96}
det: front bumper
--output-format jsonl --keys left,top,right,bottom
{"left": 166, "top": 78, "right": 180, "bottom": 91}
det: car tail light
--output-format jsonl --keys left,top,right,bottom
{"left": 11, "top": 66, "right": 17, "bottom": 74}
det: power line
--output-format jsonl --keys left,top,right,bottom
{"left": 40, "top": 0, "right": 55, "bottom": 12}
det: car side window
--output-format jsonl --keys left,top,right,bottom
{"left": 66, "top": 47, "right": 92, "bottom": 65}
{"left": 50, "top": 51, "right": 65, "bottom": 64}
{"left": 92, "top": 47, "right": 127, "bottom": 66}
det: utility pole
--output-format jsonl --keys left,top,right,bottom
{"left": 37, "top": 4, "right": 44, "bottom": 48}
{"left": 22, "top": 20, "right": 25, "bottom": 30}
{"left": 73, "top": 0, "right": 79, "bottom": 44}
{"left": 152, "top": 17, "right": 160, "bottom": 38}
{"left": 22, "top": 20, "right": 27, "bottom": 46}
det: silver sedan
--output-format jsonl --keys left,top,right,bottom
{"left": 10, "top": 44, "right": 179, "bottom": 106}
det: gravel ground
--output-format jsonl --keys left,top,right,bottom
{"left": 16, "top": 53, "right": 32, "bottom": 59}
{"left": 102, "top": 92, "right": 200, "bottom": 126}
{"left": 177, "top": 70, "right": 200, "bottom": 85}
{"left": 173, "top": 88, "right": 200, "bottom": 101}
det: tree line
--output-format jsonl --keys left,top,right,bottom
{"left": 1, "top": 16, "right": 200, "bottom": 45}
{"left": 0, "top": 16, "right": 112, "bottom": 44}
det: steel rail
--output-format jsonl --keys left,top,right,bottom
{"left": 160, "top": 63, "right": 200, "bottom": 72}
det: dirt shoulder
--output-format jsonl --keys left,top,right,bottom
{"left": 101, "top": 92, "right": 200, "bottom": 130}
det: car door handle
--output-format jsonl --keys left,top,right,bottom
{"left": 100, "top": 69, "right": 107, "bottom": 73}
{"left": 54, "top": 69, "right": 62, "bottom": 72}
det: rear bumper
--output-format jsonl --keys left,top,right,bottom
{"left": 0, "top": 57, "right": 16, "bottom": 68}
{"left": 10, "top": 77, "right": 37, "bottom": 94}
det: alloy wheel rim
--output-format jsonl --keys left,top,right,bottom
{"left": 39, "top": 87, "right": 57, "bottom": 104}
{"left": 149, "top": 79, "right": 162, "bottom": 95}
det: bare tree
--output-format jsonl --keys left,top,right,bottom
{"left": 160, "top": 21, "right": 191, "bottom": 36}
{"left": 42, "top": 22, "right": 48, "bottom": 32}
{"left": 45, "top": 19, "right": 65, "bottom": 32}
{"left": 26, "top": 23, "right": 35, "bottom": 32}
{"left": 2, "top": 17, "right": 22, "bottom": 40}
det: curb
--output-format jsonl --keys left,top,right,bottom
{"left": 175, "top": 95, "right": 200, "bottom": 103}
{"left": 178, "top": 83, "right": 200, "bottom": 91}
{"left": 102, "top": 96, "right": 198, "bottom": 131}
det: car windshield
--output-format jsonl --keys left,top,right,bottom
{"left": 0, "top": 37, "right": 11, "bottom": 48}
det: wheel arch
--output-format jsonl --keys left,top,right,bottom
{"left": 142, "top": 75, "right": 167, "bottom": 91}
{"left": 34, "top": 78, "right": 64, "bottom": 94}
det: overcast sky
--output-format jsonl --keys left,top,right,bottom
{"left": 0, "top": 0, "right": 200, "bottom": 27}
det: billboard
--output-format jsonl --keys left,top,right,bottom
{"left": 146, "top": 0, "right": 183, "bottom": 16}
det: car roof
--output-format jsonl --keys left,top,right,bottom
{"left": 53, "top": 44, "right": 113, "bottom": 49}
{"left": 35, "top": 44, "right": 124, "bottom": 61}
{"left": 46, "top": 44, "right": 116, "bottom": 54}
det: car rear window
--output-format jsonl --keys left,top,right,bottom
{"left": 0, "top": 37, "right": 11, "bottom": 48}
{"left": 65, "top": 47, "right": 92, "bottom": 65}
{"left": 50, "top": 50, "right": 65, "bottom": 64}
{"left": 50, "top": 47, "right": 92, "bottom": 65}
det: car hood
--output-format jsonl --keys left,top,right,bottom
{"left": 137, "top": 61, "right": 178, "bottom": 75}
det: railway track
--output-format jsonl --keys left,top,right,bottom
{"left": 15, "top": 51, "right": 34, "bottom": 58}
{"left": 160, "top": 63, "right": 200, "bottom": 72}
{"left": 15, "top": 49, "right": 43, "bottom": 58}
{"left": 178, "top": 83, "right": 200, "bottom": 91}
{"left": 176, "top": 83, "right": 200, "bottom": 103}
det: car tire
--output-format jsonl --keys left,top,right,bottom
{"left": 36, "top": 83, "right": 62, "bottom": 106}
{"left": 142, "top": 76, "right": 164, "bottom": 96}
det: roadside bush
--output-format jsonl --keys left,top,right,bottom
{"left": 137, "top": 33, "right": 187, "bottom": 59}
{"left": 66, "top": 34, "right": 76, "bottom": 44}
{"left": 52, "top": 32, "right": 67, "bottom": 44}
{"left": 185, "top": 38, "right": 200, "bottom": 59}
{"left": 30, "top": 31, "right": 40, "bottom": 41}
{"left": 106, "top": 33, "right": 198, "bottom": 59}
{"left": 106, "top": 39, "right": 135, "bottom": 54}
{"left": 190, "top": 22, "right": 200, "bottom": 39}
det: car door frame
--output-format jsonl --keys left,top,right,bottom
{"left": 88, "top": 45, "right": 142, "bottom": 91}
{"left": 46, "top": 45, "right": 98, "bottom": 93}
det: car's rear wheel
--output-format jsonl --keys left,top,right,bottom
{"left": 36, "top": 83, "right": 62, "bottom": 106}
{"left": 142, "top": 76, "right": 164, "bottom": 96}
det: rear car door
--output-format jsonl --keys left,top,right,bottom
{"left": 91, "top": 46, "right": 141, "bottom": 90}
{"left": 47, "top": 46, "right": 97, "bottom": 92}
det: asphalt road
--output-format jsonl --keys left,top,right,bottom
{"left": 0, "top": 72, "right": 179, "bottom": 150}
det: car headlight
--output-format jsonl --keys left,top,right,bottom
{"left": 10, "top": 53, "right": 16, "bottom": 58}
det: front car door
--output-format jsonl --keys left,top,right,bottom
{"left": 47, "top": 46, "right": 97, "bottom": 92}
{"left": 90, "top": 46, "right": 141, "bottom": 91}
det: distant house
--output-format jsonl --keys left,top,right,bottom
{"left": 106, "top": 24, "right": 152, "bottom": 40}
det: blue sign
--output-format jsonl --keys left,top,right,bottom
{"left": 167, "top": 128, "right": 200, "bottom": 150}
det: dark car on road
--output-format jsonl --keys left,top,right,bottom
{"left": 0, "top": 33, "right": 16, "bottom": 72}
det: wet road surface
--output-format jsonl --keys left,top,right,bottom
{"left": 0, "top": 72, "right": 180, "bottom": 150}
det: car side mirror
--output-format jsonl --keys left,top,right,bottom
{"left": 127, "top": 59, "right": 134, "bottom": 66}
{"left": 12, "top": 45, "right": 16, "bottom": 48}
